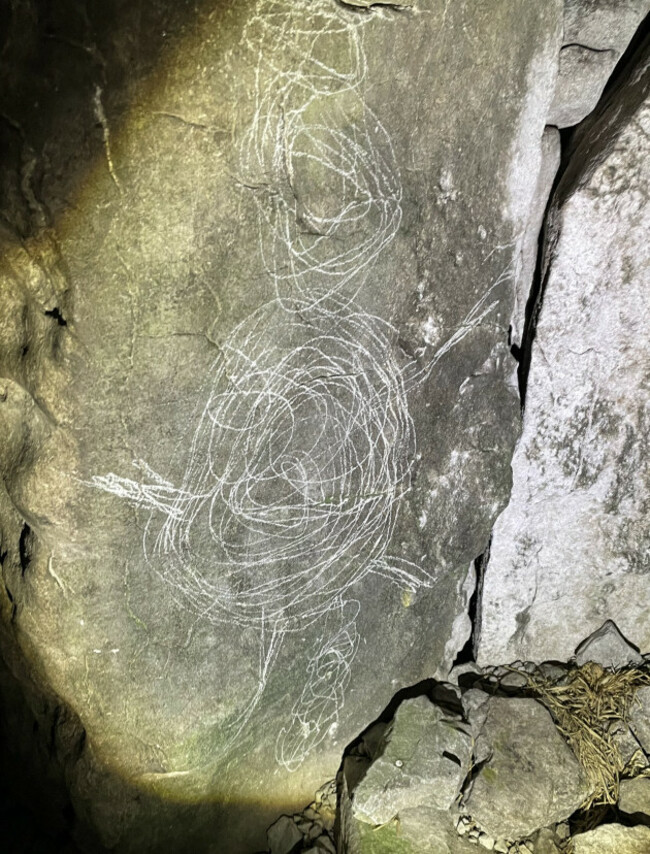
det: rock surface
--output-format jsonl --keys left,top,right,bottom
{"left": 572, "top": 823, "right": 650, "bottom": 854}
{"left": 0, "top": 1, "right": 566, "bottom": 851}
{"left": 510, "top": 126, "right": 561, "bottom": 351}
{"left": 344, "top": 805, "right": 478, "bottom": 854}
{"left": 352, "top": 695, "right": 472, "bottom": 824}
{"left": 574, "top": 620, "right": 644, "bottom": 669}
{"left": 548, "top": 0, "right": 649, "bottom": 127}
{"left": 618, "top": 776, "right": 650, "bottom": 823}
{"left": 479, "top": 39, "right": 650, "bottom": 666}
{"left": 463, "top": 697, "right": 589, "bottom": 839}
{"left": 628, "top": 686, "right": 650, "bottom": 755}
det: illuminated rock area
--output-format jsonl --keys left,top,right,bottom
{"left": 0, "top": 1, "right": 647, "bottom": 853}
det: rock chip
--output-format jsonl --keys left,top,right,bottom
{"left": 464, "top": 697, "right": 589, "bottom": 839}
{"left": 352, "top": 695, "right": 472, "bottom": 825}
{"left": 572, "top": 823, "right": 650, "bottom": 853}
{"left": 574, "top": 620, "right": 644, "bottom": 670}
{"left": 530, "top": 828, "right": 562, "bottom": 854}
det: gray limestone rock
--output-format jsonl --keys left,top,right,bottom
{"left": 618, "top": 776, "right": 650, "bottom": 823}
{"left": 510, "top": 127, "right": 561, "bottom": 350}
{"left": 463, "top": 697, "right": 589, "bottom": 839}
{"left": 629, "top": 687, "right": 650, "bottom": 755}
{"left": 398, "top": 807, "right": 481, "bottom": 854}
{"left": 348, "top": 808, "right": 478, "bottom": 854}
{"left": 267, "top": 816, "right": 304, "bottom": 854}
{"left": 352, "top": 695, "right": 472, "bottom": 825}
{"left": 530, "top": 828, "right": 562, "bottom": 854}
{"left": 572, "top": 823, "right": 650, "bottom": 854}
{"left": 548, "top": 0, "right": 650, "bottom": 127}
{"left": 0, "top": 1, "right": 566, "bottom": 851}
{"left": 479, "top": 40, "right": 650, "bottom": 666}
{"left": 574, "top": 620, "right": 644, "bottom": 669}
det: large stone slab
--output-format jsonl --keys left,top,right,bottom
{"left": 478, "top": 42, "right": 650, "bottom": 666}
{"left": 463, "top": 697, "right": 588, "bottom": 839}
{"left": 0, "top": 1, "right": 563, "bottom": 850}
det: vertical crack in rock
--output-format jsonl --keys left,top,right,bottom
{"left": 452, "top": 545, "right": 489, "bottom": 667}
{"left": 517, "top": 11, "right": 650, "bottom": 411}
{"left": 18, "top": 523, "right": 33, "bottom": 578}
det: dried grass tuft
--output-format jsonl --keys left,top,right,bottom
{"left": 526, "top": 661, "right": 650, "bottom": 810}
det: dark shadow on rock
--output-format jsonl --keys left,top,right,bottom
{"left": 0, "top": 2, "right": 294, "bottom": 851}
{"left": 0, "top": 635, "right": 290, "bottom": 853}
{"left": 0, "top": 0, "right": 240, "bottom": 243}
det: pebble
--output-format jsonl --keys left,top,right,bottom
{"left": 478, "top": 833, "right": 495, "bottom": 850}
{"left": 555, "top": 823, "right": 570, "bottom": 840}
{"left": 457, "top": 818, "right": 469, "bottom": 835}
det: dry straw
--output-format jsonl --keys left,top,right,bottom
{"left": 526, "top": 661, "right": 650, "bottom": 810}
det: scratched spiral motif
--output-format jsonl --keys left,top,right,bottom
{"left": 91, "top": 0, "right": 500, "bottom": 772}
{"left": 239, "top": 0, "right": 402, "bottom": 309}
{"left": 139, "top": 301, "right": 414, "bottom": 632}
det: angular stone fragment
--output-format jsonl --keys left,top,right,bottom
{"left": 619, "top": 777, "right": 650, "bottom": 824}
{"left": 574, "top": 620, "right": 644, "bottom": 669}
{"left": 479, "top": 43, "right": 650, "bottom": 666}
{"left": 464, "top": 697, "right": 589, "bottom": 839}
{"left": 572, "top": 823, "right": 650, "bottom": 854}
{"left": 353, "top": 695, "right": 472, "bottom": 825}
{"left": 267, "top": 816, "right": 304, "bottom": 854}
{"left": 531, "top": 828, "right": 562, "bottom": 854}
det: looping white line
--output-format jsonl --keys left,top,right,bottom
{"left": 90, "top": 0, "right": 505, "bottom": 772}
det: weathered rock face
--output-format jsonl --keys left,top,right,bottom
{"left": 479, "top": 40, "right": 650, "bottom": 666}
{"left": 463, "top": 696, "right": 588, "bottom": 839}
{"left": 352, "top": 695, "right": 472, "bottom": 825}
{"left": 572, "top": 823, "right": 650, "bottom": 854}
{"left": 548, "top": 0, "right": 650, "bottom": 127}
{"left": 574, "top": 619, "right": 644, "bottom": 669}
{"left": 618, "top": 777, "right": 650, "bottom": 824}
{"left": 0, "top": 3, "right": 564, "bottom": 849}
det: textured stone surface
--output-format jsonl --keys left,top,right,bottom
{"left": 348, "top": 810, "right": 477, "bottom": 854}
{"left": 464, "top": 697, "right": 589, "bottom": 839}
{"left": 574, "top": 620, "right": 644, "bottom": 668}
{"left": 0, "top": 1, "right": 564, "bottom": 851}
{"left": 618, "top": 776, "right": 650, "bottom": 823}
{"left": 572, "top": 823, "right": 650, "bottom": 854}
{"left": 548, "top": 0, "right": 650, "bottom": 127}
{"left": 267, "top": 816, "right": 304, "bottom": 854}
{"left": 629, "top": 687, "right": 650, "bottom": 755}
{"left": 510, "top": 126, "right": 561, "bottom": 350}
{"left": 531, "top": 828, "right": 562, "bottom": 854}
{"left": 479, "top": 43, "right": 650, "bottom": 666}
{"left": 352, "top": 695, "right": 472, "bottom": 824}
